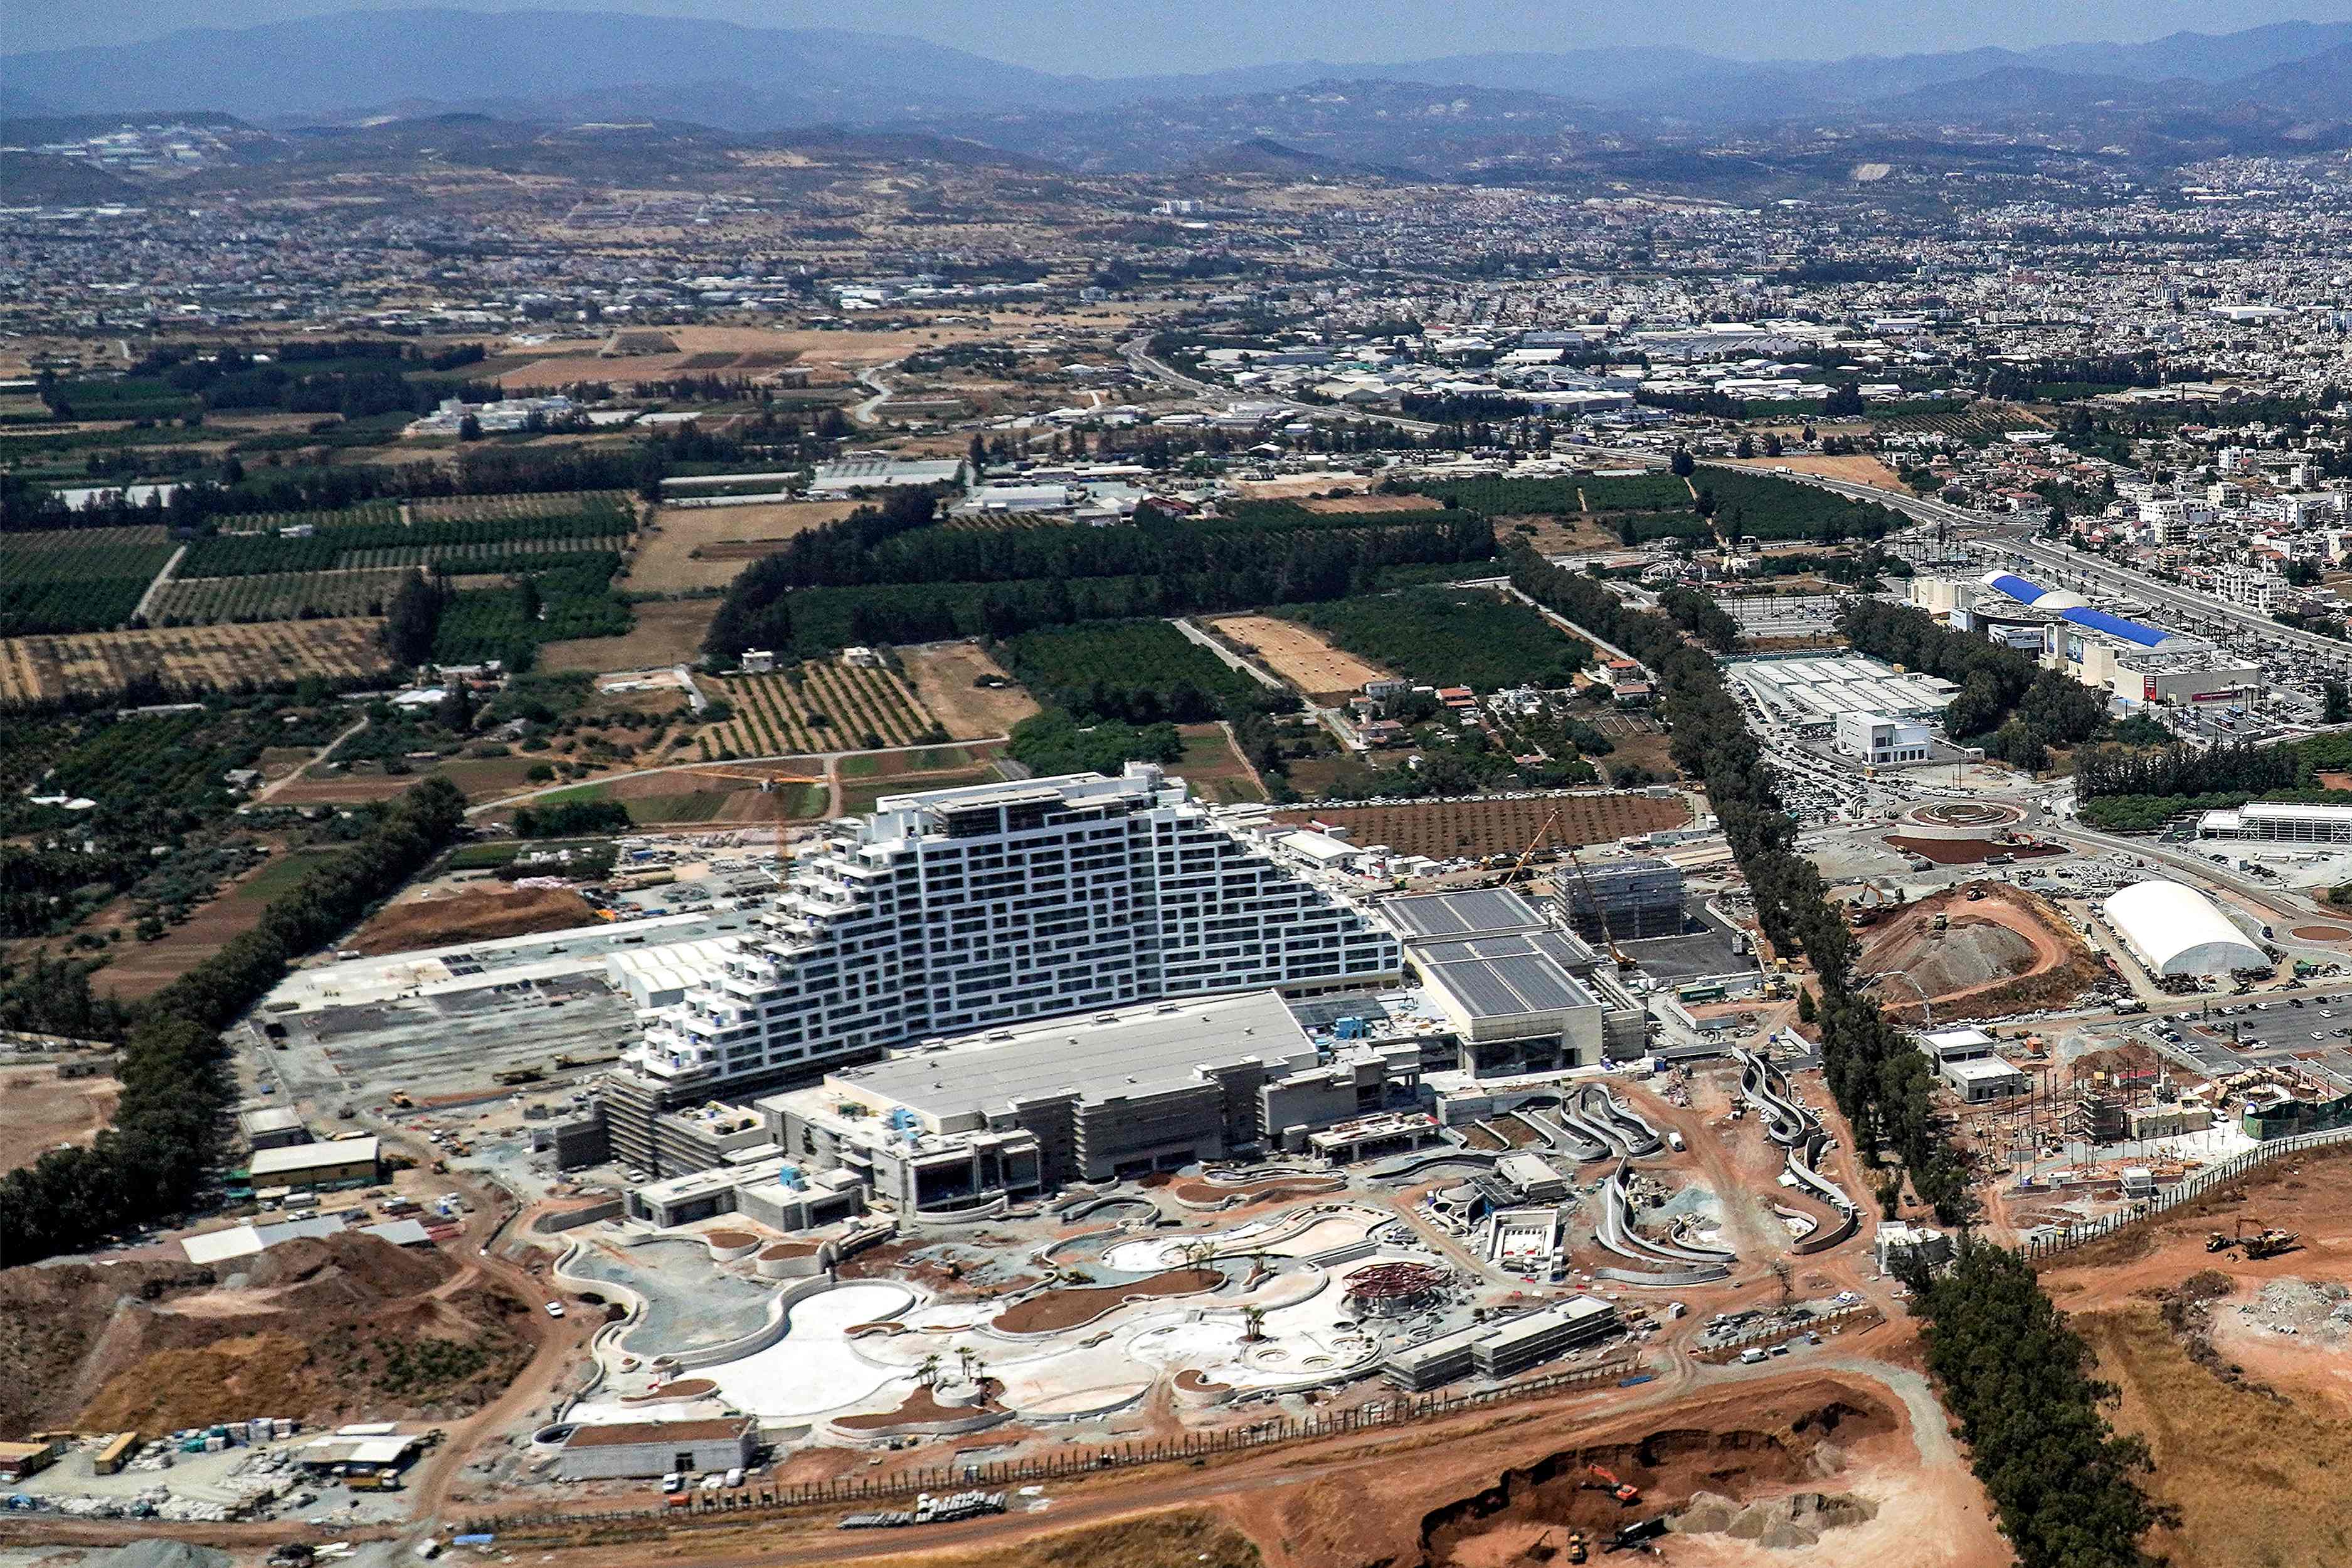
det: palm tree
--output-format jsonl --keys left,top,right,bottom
{"left": 916, "top": 1352, "right": 943, "bottom": 1388}
{"left": 1241, "top": 1306, "right": 1268, "bottom": 1343}
{"left": 956, "top": 1346, "right": 977, "bottom": 1382}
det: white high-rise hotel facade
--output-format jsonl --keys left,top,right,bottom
{"left": 605, "top": 765, "right": 1401, "bottom": 1162}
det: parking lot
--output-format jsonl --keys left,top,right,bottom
{"left": 2132, "top": 998, "right": 2352, "bottom": 1089}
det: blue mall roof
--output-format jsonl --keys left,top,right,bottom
{"left": 1986, "top": 573, "right": 2048, "bottom": 603}
{"left": 2059, "top": 607, "right": 2169, "bottom": 648}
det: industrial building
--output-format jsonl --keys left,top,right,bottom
{"left": 245, "top": 1136, "right": 381, "bottom": 1192}
{"left": 1940, "top": 1056, "right": 2029, "bottom": 1104}
{"left": 2100, "top": 880, "right": 2269, "bottom": 978}
{"left": 237, "top": 1106, "right": 312, "bottom": 1152}
{"left": 1835, "top": 712, "right": 1932, "bottom": 766}
{"left": 807, "top": 455, "right": 968, "bottom": 495}
{"left": 2198, "top": 801, "right": 2352, "bottom": 844}
{"left": 1387, "top": 889, "right": 1649, "bottom": 1073}
{"left": 1381, "top": 1296, "right": 1619, "bottom": 1390}
{"left": 763, "top": 989, "right": 1422, "bottom": 1207}
{"left": 608, "top": 765, "right": 1403, "bottom": 1175}
{"left": 555, "top": 1417, "right": 756, "bottom": 1481}
{"left": 1725, "top": 654, "right": 1959, "bottom": 729}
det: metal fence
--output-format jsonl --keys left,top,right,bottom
{"left": 459, "top": 1357, "right": 1638, "bottom": 1537}
{"left": 2023, "top": 1123, "right": 2352, "bottom": 1261}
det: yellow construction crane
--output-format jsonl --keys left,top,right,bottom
{"left": 1502, "top": 808, "right": 1562, "bottom": 887}
{"left": 1503, "top": 812, "right": 1633, "bottom": 969}
{"left": 1562, "top": 843, "right": 1633, "bottom": 968}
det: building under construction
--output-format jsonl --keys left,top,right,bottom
{"left": 1548, "top": 857, "right": 1687, "bottom": 943}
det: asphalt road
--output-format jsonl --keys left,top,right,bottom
{"left": 1757, "top": 467, "right": 2352, "bottom": 669}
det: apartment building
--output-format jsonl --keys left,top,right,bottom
{"left": 604, "top": 765, "right": 1403, "bottom": 1173}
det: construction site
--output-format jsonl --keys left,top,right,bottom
{"left": 1848, "top": 880, "right": 2109, "bottom": 1024}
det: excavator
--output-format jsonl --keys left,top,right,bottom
{"left": 1581, "top": 1464, "right": 1641, "bottom": 1505}
{"left": 2207, "top": 1217, "right": 2301, "bottom": 1259}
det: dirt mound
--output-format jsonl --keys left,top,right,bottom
{"left": 1857, "top": 882, "right": 2100, "bottom": 1020}
{"left": 243, "top": 1232, "right": 453, "bottom": 1298}
{"left": 0, "top": 1234, "right": 528, "bottom": 1439}
{"left": 347, "top": 882, "right": 598, "bottom": 955}
{"left": 84, "top": 1543, "right": 233, "bottom": 1568}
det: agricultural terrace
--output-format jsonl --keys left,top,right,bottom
{"left": 0, "top": 526, "right": 176, "bottom": 635}
{"left": 1271, "top": 792, "right": 1692, "bottom": 859}
{"left": 1867, "top": 399, "right": 2045, "bottom": 437}
{"left": 184, "top": 492, "right": 635, "bottom": 576}
{"left": 1291, "top": 586, "right": 1589, "bottom": 692}
{"left": 1000, "top": 619, "right": 1271, "bottom": 723}
{"left": 149, "top": 567, "right": 419, "bottom": 626}
{"left": 0, "top": 618, "right": 392, "bottom": 704}
{"left": 702, "top": 662, "right": 945, "bottom": 758}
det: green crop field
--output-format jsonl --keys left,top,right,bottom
{"left": 1001, "top": 619, "right": 1266, "bottom": 724}
{"left": 0, "top": 526, "right": 176, "bottom": 635}
{"left": 1291, "top": 586, "right": 1589, "bottom": 692}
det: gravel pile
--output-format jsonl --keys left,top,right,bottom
{"left": 83, "top": 1542, "right": 234, "bottom": 1568}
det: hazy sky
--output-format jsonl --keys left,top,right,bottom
{"left": 11, "top": 0, "right": 2352, "bottom": 69}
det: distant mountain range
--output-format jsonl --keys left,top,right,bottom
{"left": 5, "top": 8, "right": 2349, "bottom": 177}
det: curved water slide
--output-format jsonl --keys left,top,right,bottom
{"left": 1582, "top": 1085, "right": 1666, "bottom": 1157}
{"left": 1518, "top": 1106, "right": 1613, "bottom": 1163}
{"left": 1737, "top": 1050, "right": 1862, "bottom": 1252}
{"left": 1591, "top": 1159, "right": 1733, "bottom": 1286}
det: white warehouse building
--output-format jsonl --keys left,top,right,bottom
{"left": 2198, "top": 802, "right": 2352, "bottom": 845}
{"left": 2100, "top": 880, "right": 2269, "bottom": 978}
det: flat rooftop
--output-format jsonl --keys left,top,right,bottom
{"left": 1414, "top": 931, "right": 1599, "bottom": 1019}
{"left": 249, "top": 1136, "right": 377, "bottom": 1176}
{"left": 562, "top": 1417, "right": 750, "bottom": 1449}
{"left": 1382, "top": 887, "right": 1547, "bottom": 940}
{"left": 834, "top": 989, "right": 1318, "bottom": 1117}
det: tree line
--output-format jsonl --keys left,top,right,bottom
{"left": 1515, "top": 541, "right": 2158, "bottom": 1564}
{"left": 1839, "top": 600, "right": 2108, "bottom": 770}
{"left": 0, "top": 779, "right": 467, "bottom": 1266}
{"left": 1903, "top": 1243, "right": 2166, "bottom": 1567}
{"left": 704, "top": 495, "right": 1496, "bottom": 660}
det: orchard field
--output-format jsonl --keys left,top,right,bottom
{"left": 702, "top": 661, "right": 945, "bottom": 757}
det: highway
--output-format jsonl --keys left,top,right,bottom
{"left": 1757, "top": 469, "right": 2352, "bottom": 670}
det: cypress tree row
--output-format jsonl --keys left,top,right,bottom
{"left": 0, "top": 778, "right": 467, "bottom": 1266}
{"left": 1512, "top": 543, "right": 2158, "bottom": 1567}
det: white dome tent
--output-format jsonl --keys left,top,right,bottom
{"left": 2100, "top": 880, "right": 2268, "bottom": 978}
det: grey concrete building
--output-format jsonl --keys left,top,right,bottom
{"left": 555, "top": 1417, "right": 756, "bottom": 1481}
